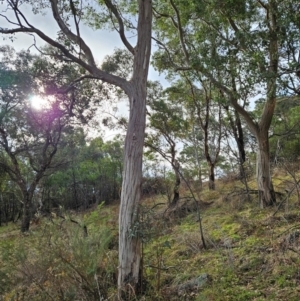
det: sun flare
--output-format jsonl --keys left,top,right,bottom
{"left": 30, "top": 95, "right": 49, "bottom": 110}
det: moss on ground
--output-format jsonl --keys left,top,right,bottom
{"left": 2, "top": 177, "right": 300, "bottom": 300}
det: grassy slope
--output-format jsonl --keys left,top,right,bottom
{"left": 1, "top": 173, "right": 300, "bottom": 300}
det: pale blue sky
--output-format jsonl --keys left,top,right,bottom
{"left": 0, "top": 3, "right": 165, "bottom": 80}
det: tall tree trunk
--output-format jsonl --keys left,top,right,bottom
{"left": 170, "top": 160, "right": 180, "bottom": 206}
{"left": 235, "top": 111, "right": 246, "bottom": 167}
{"left": 225, "top": 106, "right": 246, "bottom": 178}
{"left": 0, "top": 0, "right": 150, "bottom": 294}
{"left": 228, "top": 103, "right": 277, "bottom": 207}
{"left": 256, "top": 131, "right": 276, "bottom": 208}
{"left": 232, "top": 111, "right": 248, "bottom": 188}
{"left": 255, "top": 0, "right": 278, "bottom": 207}
{"left": 118, "top": 0, "right": 152, "bottom": 295}
{"left": 118, "top": 86, "right": 146, "bottom": 295}
{"left": 208, "top": 163, "right": 215, "bottom": 190}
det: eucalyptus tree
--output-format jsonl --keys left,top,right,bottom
{"left": 162, "top": 79, "right": 223, "bottom": 190}
{"left": 180, "top": 126, "right": 204, "bottom": 191}
{"left": 146, "top": 83, "right": 188, "bottom": 206}
{"left": 0, "top": 0, "right": 152, "bottom": 293}
{"left": 188, "top": 80, "right": 223, "bottom": 190}
{"left": 152, "top": 0, "right": 300, "bottom": 207}
{"left": 0, "top": 46, "right": 99, "bottom": 232}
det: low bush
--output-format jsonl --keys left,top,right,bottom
{"left": 1, "top": 216, "right": 116, "bottom": 301}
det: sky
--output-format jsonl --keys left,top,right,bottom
{"left": 0, "top": 2, "right": 167, "bottom": 82}
{"left": 0, "top": 2, "right": 168, "bottom": 140}
{"left": 0, "top": 3, "right": 124, "bottom": 60}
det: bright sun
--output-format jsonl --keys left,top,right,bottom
{"left": 30, "top": 95, "right": 49, "bottom": 110}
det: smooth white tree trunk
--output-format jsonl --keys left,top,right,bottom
{"left": 117, "top": 0, "right": 152, "bottom": 296}
{"left": 0, "top": 0, "right": 152, "bottom": 296}
{"left": 118, "top": 86, "right": 146, "bottom": 292}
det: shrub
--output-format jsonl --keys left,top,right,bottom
{"left": 1, "top": 217, "right": 116, "bottom": 300}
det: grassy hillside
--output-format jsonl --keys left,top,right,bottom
{"left": 1, "top": 173, "right": 300, "bottom": 300}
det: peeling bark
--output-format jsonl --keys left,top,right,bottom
{"left": 118, "top": 86, "right": 146, "bottom": 295}
{"left": 117, "top": 0, "right": 152, "bottom": 296}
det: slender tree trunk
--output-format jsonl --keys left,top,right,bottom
{"left": 170, "top": 160, "right": 180, "bottom": 206}
{"left": 198, "top": 168, "right": 202, "bottom": 189}
{"left": 233, "top": 110, "right": 246, "bottom": 178}
{"left": 204, "top": 146, "right": 216, "bottom": 191}
{"left": 256, "top": 131, "right": 276, "bottom": 208}
{"left": 192, "top": 124, "right": 203, "bottom": 189}
{"left": 21, "top": 193, "right": 32, "bottom": 232}
{"left": 208, "top": 163, "right": 215, "bottom": 190}
{"left": 223, "top": 105, "right": 246, "bottom": 178}
{"left": 236, "top": 116, "right": 246, "bottom": 164}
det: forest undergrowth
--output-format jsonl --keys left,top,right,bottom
{"left": 1, "top": 171, "right": 300, "bottom": 301}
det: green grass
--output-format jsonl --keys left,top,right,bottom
{"left": 2, "top": 178, "right": 300, "bottom": 300}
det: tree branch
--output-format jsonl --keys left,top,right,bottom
{"left": 0, "top": 25, "right": 130, "bottom": 92}
{"left": 103, "top": 0, "right": 135, "bottom": 54}
{"left": 169, "top": 0, "right": 189, "bottom": 63}
{"left": 50, "top": 0, "right": 96, "bottom": 67}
